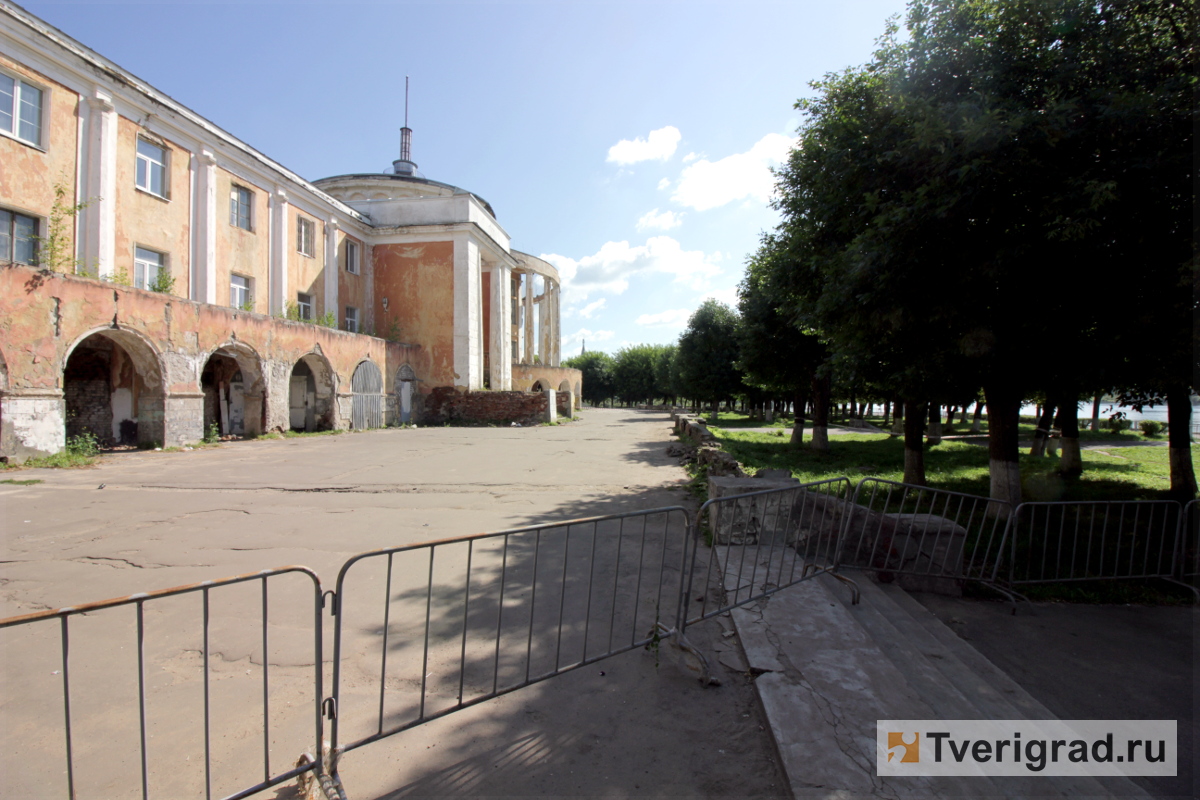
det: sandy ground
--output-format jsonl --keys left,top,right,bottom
{"left": 0, "top": 408, "right": 788, "bottom": 799}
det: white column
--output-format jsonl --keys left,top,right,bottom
{"left": 190, "top": 149, "right": 218, "bottom": 303}
{"left": 269, "top": 189, "right": 288, "bottom": 315}
{"left": 453, "top": 235, "right": 482, "bottom": 389}
{"left": 489, "top": 262, "right": 512, "bottom": 390}
{"left": 81, "top": 88, "right": 116, "bottom": 278}
{"left": 550, "top": 282, "right": 560, "bottom": 366}
{"left": 523, "top": 272, "right": 534, "bottom": 364}
{"left": 324, "top": 218, "right": 339, "bottom": 322}
{"left": 538, "top": 281, "right": 548, "bottom": 364}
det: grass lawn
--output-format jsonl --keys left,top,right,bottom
{"left": 698, "top": 410, "right": 1154, "bottom": 444}
{"left": 709, "top": 427, "right": 1193, "bottom": 502}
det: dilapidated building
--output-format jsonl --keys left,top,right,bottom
{"left": 0, "top": 2, "right": 580, "bottom": 461}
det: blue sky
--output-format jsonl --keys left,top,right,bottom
{"left": 24, "top": 0, "right": 910, "bottom": 356}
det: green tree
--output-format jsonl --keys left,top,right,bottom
{"left": 612, "top": 344, "right": 664, "bottom": 406}
{"left": 769, "top": 0, "right": 1195, "bottom": 500}
{"left": 738, "top": 237, "right": 827, "bottom": 447}
{"left": 676, "top": 300, "right": 742, "bottom": 418}
{"left": 653, "top": 344, "right": 679, "bottom": 406}
{"left": 563, "top": 351, "right": 616, "bottom": 407}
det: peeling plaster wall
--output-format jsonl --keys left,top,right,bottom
{"left": 0, "top": 263, "right": 407, "bottom": 460}
{"left": 513, "top": 365, "right": 583, "bottom": 405}
{"left": 372, "top": 241, "right": 454, "bottom": 387}
{"left": 113, "top": 117, "right": 191, "bottom": 286}
{"left": 288, "top": 207, "right": 324, "bottom": 315}
{"left": 215, "top": 167, "right": 269, "bottom": 313}
{"left": 337, "top": 231, "right": 367, "bottom": 330}
{"left": 0, "top": 53, "right": 78, "bottom": 226}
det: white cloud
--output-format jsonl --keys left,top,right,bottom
{"left": 657, "top": 177, "right": 671, "bottom": 191}
{"left": 562, "top": 327, "right": 614, "bottom": 353}
{"left": 636, "top": 208, "right": 683, "bottom": 232}
{"left": 577, "top": 298, "right": 606, "bottom": 319}
{"left": 542, "top": 236, "right": 722, "bottom": 304}
{"left": 700, "top": 286, "right": 740, "bottom": 309}
{"left": 671, "top": 132, "right": 795, "bottom": 211}
{"left": 636, "top": 308, "right": 693, "bottom": 327}
{"left": 606, "top": 126, "right": 682, "bottom": 165}
{"left": 682, "top": 152, "right": 701, "bottom": 163}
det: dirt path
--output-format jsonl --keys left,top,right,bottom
{"left": 0, "top": 409, "right": 787, "bottom": 798}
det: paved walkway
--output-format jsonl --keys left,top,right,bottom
{"left": 1, "top": 409, "right": 787, "bottom": 799}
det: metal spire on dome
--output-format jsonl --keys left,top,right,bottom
{"left": 393, "top": 76, "right": 422, "bottom": 177}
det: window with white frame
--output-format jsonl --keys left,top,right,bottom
{"left": 0, "top": 72, "right": 44, "bottom": 147}
{"left": 136, "top": 139, "right": 168, "bottom": 198}
{"left": 344, "top": 306, "right": 359, "bottom": 333}
{"left": 231, "top": 274, "right": 252, "bottom": 309}
{"left": 134, "top": 246, "right": 165, "bottom": 290}
{"left": 344, "top": 240, "right": 359, "bottom": 274}
{"left": 297, "top": 217, "right": 314, "bottom": 257}
{"left": 230, "top": 185, "right": 253, "bottom": 230}
{"left": 296, "top": 292, "right": 313, "bottom": 321}
{"left": 0, "top": 208, "right": 38, "bottom": 265}
{"left": 0, "top": 208, "right": 38, "bottom": 263}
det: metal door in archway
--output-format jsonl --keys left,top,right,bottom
{"left": 350, "top": 361, "right": 383, "bottom": 430}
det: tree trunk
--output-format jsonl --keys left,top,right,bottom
{"left": 926, "top": 402, "right": 942, "bottom": 445}
{"left": 1057, "top": 394, "right": 1082, "bottom": 477}
{"left": 882, "top": 399, "right": 891, "bottom": 427}
{"left": 971, "top": 400, "right": 984, "bottom": 433}
{"left": 1031, "top": 401, "right": 1056, "bottom": 456}
{"left": 790, "top": 388, "right": 807, "bottom": 446}
{"left": 1091, "top": 394, "right": 1102, "bottom": 431}
{"left": 984, "top": 385, "right": 1023, "bottom": 510}
{"left": 903, "top": 400, "right": 927, "bottom": 486}
{"left": 892, "top": 399, "right": 904, "bottom": 435}
{"left": 1167, "top": 386, "right": 1197, "bottom": 500}
{"left": 811, "top": 375, "right": 830, "bottom": 454}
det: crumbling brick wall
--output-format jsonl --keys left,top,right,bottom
{"left": 424, "top": 387, "right": 548, "bottom": 425}
{"left": 64, "top": 345, "right": 112, "bottom": 444}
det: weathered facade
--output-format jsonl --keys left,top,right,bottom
{"left": 0, "top": 3, "right": 579, "bottom": 461}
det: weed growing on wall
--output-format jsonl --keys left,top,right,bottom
{"left": 35, "top": 181, "right": 92, "bottom": 273}
{"left": 149, "top": 269, "right": 175, "bottom": 294}
{"left": 66, "top": 431, "right": 100, "bottom": 457}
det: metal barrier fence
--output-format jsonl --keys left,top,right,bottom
{"left": 327, "top": 507, "right": 692, "bottom": 759}
{"left": 837, "top": 478, "right": 1014, "bottom": 597}
{"left": 9, "top": 486, "right": 1200, "bottom": 799}
{"left": 1004, "top": 500, "right": 1196, "bottom": 599}
{"left": 1184, "top": 500, "right": 1200, "bottom": 582}
{"left": 679, "top": 478, "right": 857, "bottom": 629}
{"left": 0, "top": 567, "right": 325, "bottom": 800}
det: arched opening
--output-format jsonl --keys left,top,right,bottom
{"left": 201, "top": 343, "right": 265, "bottom": 438}
{"left": 350, "top": 360, "right": 383, "bottom": 430}
{"left": 394, "top": 363, "right": 417, "bottom": 424}
{"left": 557, "top": 380, "right": 572, "bottom": 417}
{"left": 288, "top": 352, "right": 336, "bottom": 432}
{"left": 532, "top": 379, "right": 550, "bottom": 392}
{"left": 63, "top": 329, "right": 165, "bottom": 447}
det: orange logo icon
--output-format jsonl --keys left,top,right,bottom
{"left": 887, "top": 732, "right": 919, "bottom": 763}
